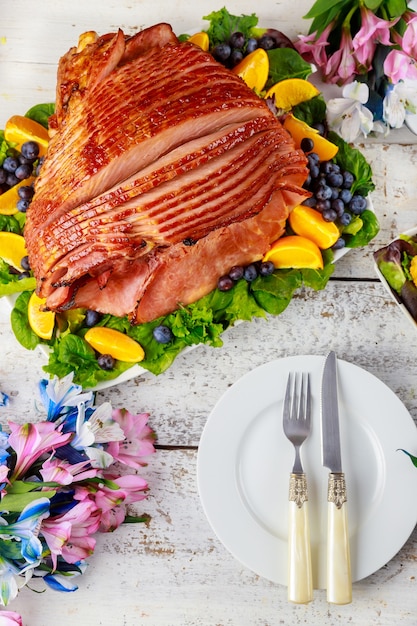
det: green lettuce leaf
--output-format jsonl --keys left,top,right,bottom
{"left": 203, "top": 7, "right": 258, "bottom": 46}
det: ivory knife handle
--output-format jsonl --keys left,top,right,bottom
{"left": 326, "top": 472, "right": 352, "bottom": 605}
{"left": 287, "top": 474, "right": 313, "bottom": 604}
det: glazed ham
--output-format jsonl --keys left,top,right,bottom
{"left": 25, "top": 23, "right": 309, "bottom": 324}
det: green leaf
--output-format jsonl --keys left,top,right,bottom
{"left": 364, "top": 0, "right": 384, "bottom": 9}
{"left": 266, "top": 48, "right": 313, "bottom": 87}
{"left": 398, "top": 449, "right": 417, "bottom": 467}
{"left": 123, "top": 513, "right": 151, "bottom": 524}
{"left": 10, "top": 290, "right": 40, "bottom": 350}
{"left": 0, "top": 490, "right": 56, "bottom": 512}
{"left": 292, "top": 95, "right": 327, "bottom": 126}
{"left": 328, "top": 131, "right": 375, "bottom": 196}
{"left": 25, "top": 103, "right": 55, "bottom": 129}
{"left": 203, "top": 8, "right": 258, "bottom": 47}
{"left": 303, "top": 0, "right": 347, "bottom": 19}
{"left": 383, "top": 0, "right": 407, "bottom": 19}
{"left": 344, "top": 210, "right": 380, "bottom": 248}
{"left": 0, "top": 213, "right": 25, "bottom": 235}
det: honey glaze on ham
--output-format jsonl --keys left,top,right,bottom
{"left": 25, "top": 23, "right": 310, "bottom": 324}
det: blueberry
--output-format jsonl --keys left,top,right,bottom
{"left": 302, "top": 196, "right": 317, "bottom": 208}
{"left": 342, "top": 171, "right": 355, "bottom": 189}
{"left": 0, "top": 168, "right": 6, "bottom": 185}
{"left": 18, "top": 185, "right": 34, "bottom": 201}
{"left": 230, "top": 49, "right": 243, "bottom": 67}
{"left": 258, "top": 261, "right": 275, "bottom": 276}
{"left": 85, "top": 309, "right": 102, "bottom": 327}
{"left": 229, "top": 265, "right": 244, "bottom": 281}
{"left": 316, "top": 185, "right": 332, "bottom": 201}
{"left": 320, "top": 161, "right": 333, "bottom": 175}
{"left": 213, "top": 43, "right": 231, "bottom": 62}
{"left": 309, "top": 163, "right": 320, "bottom": 179}
{"left": 312, "top": 122, "right": 325, "bottom": 135}
{"left": 331, "top": 198, "right": 345, "bottom": 217}
{"left": 300, "top": 137, "right": 314, "bottom": 152}
{"left": 18, "top": 271, "right": 31, "bottom": 280}
{"left": 339, "top": 212, "right": 352, "bottom": 226}
{"left": 153, "top": 324, "right": 174, "bottom": 344}
{"left": 3, "top": 156, "right": 19, "bottom": 173}
{"left": 217, "top": 275, "right": 234, "bottom": 291}
{"left": 332, "top": 237, "right": 346, "bottom": 250}
{"left": 258, "top": 35, "right": 275, "bottom": 50}
{"left": 230, "top": 31, "right": 245, "bottom": 49}
{"left": 327, "top": 172, "right": 344, "bottom": 187}
{"left": 246, "top": 37, "right": 258, "bottom": 53}
{"left": 315, "top": 199, "right": 331, "bottom": 213}
{"left": 339, "top": 188, "right": 352, "bottom": 204}
{"left": 17, "top": 199, "right": 30, "bottom": 213}
{"left": 15, "top": 163, "right": 33, "bottom": 180}
{"left": 21, "top": 255, "right": 31, "bottom": 271}
{"left": 349, "top": 194, "right": 367, "bottom": 215}
{"left": 243, "top": 263, "right": 258, "bottom": 282}
{"left": 21, "top": 141, "right": 40, "bottom": 161}
{"left": 322, "top": 208, "right": 338, "bottom": 222}
{"left": 97, "top": 354, "right": 116, "bottom": 370}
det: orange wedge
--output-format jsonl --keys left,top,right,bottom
{"left": 28, "top": 291, "right": 55, "bottom": 340}
{"left": 289, "top": 205, "right": 340, "bottom": 250}
{"left": 0, "top": 177, "right": 35, "bottom": 216}
{"left": 84, "top": 327, "right": 145, "bottom": 363}
{"left": 187, "top": 32, "right": 209, "bottom": 51}
{"left": 4, "top": 115, "right": 49, "bottom": 157}
{"left": 265, "top": 78, "right": 320, "bottom": 110}
{"left": 0, "top": 232, "right": 28, "bottom": 270}
{"left": 232, "top": 48, "right": 269, "bottom": 92}
{"left": 263, "top": 235, "right": 324, "bottom": 269}
{"left": 283, "top": 114, "right": 338, "bottom": 161}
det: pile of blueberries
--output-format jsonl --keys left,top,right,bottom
{"left": 0, "top": 140, "right": 41, "bottom": 212}
{"left": 211, "top": 28, "right": 294, "bottom": 69}
{"left": 300, "top": 137, "right": 367, "bottom": 250}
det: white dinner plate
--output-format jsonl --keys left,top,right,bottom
{"left": 197, "top": 354, "right": 417, "bottom": 589}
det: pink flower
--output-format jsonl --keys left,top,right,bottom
{"left": 325, "top": 28, "right": 357, "bottom": 85}
{"left": 351, "top": 7, "right": 396, "bottom": 71}
{"left": 40, "top": 457, "right": 99, "bottom": 485}
{"left": 41, "top": 500, "right": 100, "bottom": 567}
{"left": 8, "top": 422, "right": 72, "bottom": 480}
{"left": 0, "top": 611, "right": 23, "bottom": 626}
{"left": 384, "top": 49, "right": 417, "bottom": 83}
{"left": 402, "top": 15, "right": 417, "bottom": 58}
{"left": 106, "top": 409, "right": 155, "bottom": 469}
{"left": 294, "top": 23, "right": 333, "bottom": 67}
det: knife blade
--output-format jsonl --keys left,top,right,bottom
{"left": 321, "top": 351, "right": 352, "bottom": 605}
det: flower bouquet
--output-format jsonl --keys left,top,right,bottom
{"left": 0, "top": 374, "right": 155, "bottom": 625}
{"left": 295, "top": 0, "right": 417, "bottom": 140}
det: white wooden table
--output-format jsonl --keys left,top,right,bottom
{"left": 1, "top": 1, "right": 417, "bottom": 624}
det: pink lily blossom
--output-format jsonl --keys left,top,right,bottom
{"left": 107, "top": 409, "right": 156, "bottom": 469}
{"left": 0, "top": 611, "right": 23, "bottom": 626}
{"left": 384, "top": 49, "right": 417, "bottom": 83}
{"left": 401, "top": 14, "right": 417, "bottom": 58}
{"left": 8, "top": 422, "right": 72, "bottom": 480}
{"left": 294, "top": 23, "right": 333, "bottom": 67}
{"left": 352, "top": 7, "right": 397, "bottom": 71}
{"left": 40, "top": 458, "right": 99, "bottom": 486}
{"left": 41, "top": 500, "right": 100, "bottom": 568}
{"left": 325, "top": 28, "right": 357, "bottom": 84}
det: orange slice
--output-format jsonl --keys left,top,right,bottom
{"left": 265, "top": 78, "right": 320, "bottom": 110}
{"left": 187, "top": 32, "right": 209, "bottom": 51}
{"left": 232, "top": 48, "right": 269, "bottom": 92}
{"left": 28, "top": 291, "right": 55, "bottom": 340}
{"left": 283, "top": 114, "right": 338, "bottom": 161}
{"left": 84, "top": 327, "right": 145, "bottom": 363}
{"left": 263, "top": 235, "right": 323, "bottom": 269}
{"left": 0, "top": 177, "right": 35, "bottom": 216}
{"left": 289, "top": 205, "right": 340, "bottom": 250}
{"left": 0, "top": 232, "right": 28, "bottom": 270}
{"left": 4, "top": 115, "right": 49, "bottom": 157}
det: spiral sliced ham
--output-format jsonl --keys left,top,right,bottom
{"left": 25, "top": 23, "right": 309, "bottom": 324}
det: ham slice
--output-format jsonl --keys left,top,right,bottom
{"left": 25, "top": 23, "right": 309, "bottom": 323}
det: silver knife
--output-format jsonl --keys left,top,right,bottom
{"left": 321, "top": 351, "right": 352, "bottom": 604}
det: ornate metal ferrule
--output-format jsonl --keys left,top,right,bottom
{"left": 328, "top": 472, "right": 347, "bottom": 509}
{"left": 289, "top": 473, "right": 308, "bottom": 508}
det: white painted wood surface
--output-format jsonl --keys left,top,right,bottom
{"left": 1, "top": 1, "right": 417, "bottom": 624}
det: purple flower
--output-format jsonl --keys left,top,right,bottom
{"left": 325, "top": 28, "right": 357, "bottom": 85}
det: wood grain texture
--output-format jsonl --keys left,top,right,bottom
{"left": 1, "top": 1, "right": 417, "bottom": 624}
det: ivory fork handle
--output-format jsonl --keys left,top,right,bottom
{"left": 287, "top": 473, "right": 313, "bottom": 604}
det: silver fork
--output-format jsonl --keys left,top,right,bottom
{"left": 282, "top": 372, "right": 313, "bottom": 604}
